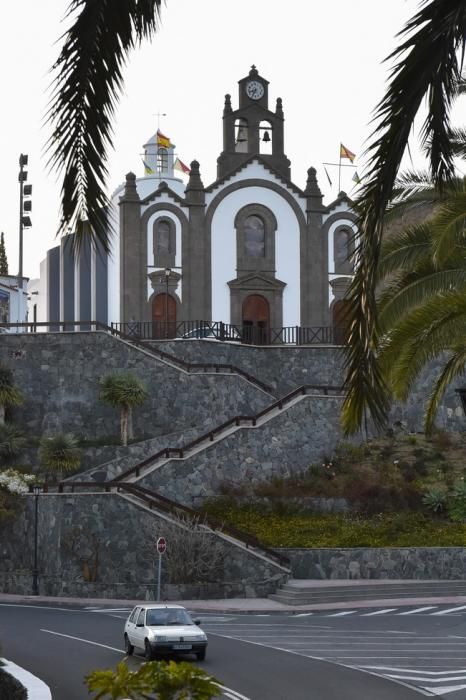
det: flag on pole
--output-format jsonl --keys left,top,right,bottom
{"left": 324, "top": 167, "right": 333, "bottom": 187}
{"left": 340, "top": 143, "right": 356, "bottom": 162}
{"left": 142, "top": 159, "right": 154, "bottom": 175}
{"left": 352, "top": 171, "right": 361, "bottom": 184}
{"left": 174, "top": 157, "right": 191, "bottom": 175}
{"left": 157, "top": 129, "right": 171, "bottom": 148}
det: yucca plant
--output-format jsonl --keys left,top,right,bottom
{"left": 99, "top": 373, "right": 148, "bottom": 446}
{"left": 39, "top": 433, "right": 81, "bottom": 482}
{"left": 0, "top": 424, "right": 26, "bottom": 465}
{"left": 0, "top": 365, "right": 22, "bottom": 425}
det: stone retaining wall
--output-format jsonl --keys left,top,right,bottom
{"left": 282, "top": 547, "right": 466, "bottom": 580}
{"left": 0, "top": 493, "right": 287, "bottom": 599}
{"left": 0, "top": 332, "right": 270, "bottom": 441}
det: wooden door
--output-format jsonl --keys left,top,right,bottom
{"left": 152, "top": 293, "right": 176, "bottom": 338}
{"left": 242, "top": 294, "right": 270, "bottom": 344}
{"left": 332, "top": 300, "right": 350, "bottom": 344}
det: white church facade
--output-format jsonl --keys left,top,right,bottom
{"left": 33, "top": 67, "right": 357, "bottom": 340}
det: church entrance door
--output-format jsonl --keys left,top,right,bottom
{"left": 242, "top": 294, "right": 270, "bottom": 345}
{"left": 332, "top": 300, "right": 350, "bottom": 344}
{"left": 152, "top": 293, "right": 176, "bottom": 338}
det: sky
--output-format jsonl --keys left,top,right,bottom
{"left": 0, "top": 0, "right": 423, "bottom": 280}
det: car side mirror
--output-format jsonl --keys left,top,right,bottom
{"left": 194, "top": 619, "right": 201, "bottom": 626}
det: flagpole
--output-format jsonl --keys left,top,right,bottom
{"left": 338, "top": 144, "right": 342, "bottom": 192}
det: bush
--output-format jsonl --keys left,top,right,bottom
{"left": 422, "top": 487, "right": 448, "bottom": 514}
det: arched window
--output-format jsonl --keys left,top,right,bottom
{"left": 157, "top": 147, "right": 168, "bottom": 173}
{"left": 334, "top": 227, "right": 352, "bottom": 274}
{"left": 153, "top": 218, "right": 175, "bottom": 267}
{"left": 244, "top": 215, "right": 265, "bottom": 257}
{"left": 259, "top": 120, "right": 272, "bottom": 155}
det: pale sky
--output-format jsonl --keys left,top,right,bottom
{"left": 0, "top": 0, "right": 421, "bottom": 280}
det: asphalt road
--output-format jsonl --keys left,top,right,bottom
{"left": 2, "top": 602, "right": 466, "bottom": 699}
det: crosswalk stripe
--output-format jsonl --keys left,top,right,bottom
{"left": 424, "top": 683, "right": 466, "bottom": 695}
{"left": 387, "top": 674, "right": 466, "bottom": 682}
{"left": 432, "top": 605, "right": 466, "bottom": 616}
{"left": 361, "top": 608, "right": 398, "bottom": 616}
{"left": 327, "top": 611, "right": 357, "bottom": 617}
{"left": 363, "top": 667, "right": 466, "bottom": 674}
{"left": 294, "top": 613, "right": 314, "bottom": 617}
{"left": 398, "top": 606, "right": 438, "bottom": 615}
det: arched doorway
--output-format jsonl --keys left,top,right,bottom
{"left": 332, "top": 300, "right": 350, "bottom": 345}
{"left": 242, "top": 294, "right": 270, "bottom": 344}
{"left": 152, "top": 293, "right": 176, "bottom": 338}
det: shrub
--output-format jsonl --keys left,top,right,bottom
{"left": 39, "top": 433, "right": 81, "bottom": 480}
{"left": 447, "top": 480, "right": 466, "bottom": 523}
{"left": 0, "top": 667, "right": 27, "bottom": 699}
{"left": 0, "top": 424, "right": 26, "bottom": 465}
{"left": 422, "top": 487, "right": 448, "bottom": 514}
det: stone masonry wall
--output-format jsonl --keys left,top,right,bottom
{"left": 282, "top": 548, "right": 466, "bottom": 580}
{"left": 0, "top": 493, "right": 287, "bottom": 599}
{"left": 140, "top": 395, "right": 344, "bottom": 507}
{"left": 0, "top": 333, "right": 271, "bottom": 442}
{"left": 149, "top": 340, "right": 466, "bottom": 433}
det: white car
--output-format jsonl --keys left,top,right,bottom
{"left": 124, "top": 604, "right": 208, "bottom": 660}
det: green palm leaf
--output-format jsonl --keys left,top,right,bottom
{"left": 424, "top": 345, "right": 466, "bottom": 432}
{"left": 343, "top": 0, "right": 466, "bottom": 434}
{"left": 47, "top": 0, "right": 163, "bottom": 252}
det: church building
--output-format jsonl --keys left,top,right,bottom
{"left": 34, "top": 67, "right": 357, "bottom": 337}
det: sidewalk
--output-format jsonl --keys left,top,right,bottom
{"left": 1, "top": 580, "right": 466, "bottom": 614}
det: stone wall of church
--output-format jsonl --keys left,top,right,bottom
{"left": 0, "top": 332, "right": 271, "bottom": 442}
{"left": 0, "top": 493, "right": 287, "bottom": 599}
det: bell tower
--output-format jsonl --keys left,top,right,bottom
{"left": 217, "top": 66, "right": 291, "bottom": 180}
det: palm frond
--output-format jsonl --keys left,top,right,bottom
{"left": 377, "top": 223, "right": 433, "bottom": 278}
{"left": 431, "top": 189, "right": 466, "bottom": 263}
{"left": 424, "top": 344, "right": 466, "bottom": 432}
{"left": 448, "top": 127, "right": 466, "bottom": 159}
{"left": 343, "top": 0, "right": 466, "bottom": 434}
{"left": 47, "top": 0, "right": 163, "bottom": 252}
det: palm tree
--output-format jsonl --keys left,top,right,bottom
{"left": 373, "top": 174, "right": 466, "bottom": 431}
{"left": 0, "top": 365, "right": 22, "bottom": 425}
{"left": 47, "top": 0, "right": 163, "bottom": 252}
{"left": 0, "top": 424, "right": 26, "bottom": 465}
{"left": 39, "top": 433, "right": 81, "bottom": 482}
{"left": 99, "top": 373, "right": 148, "bottom": 446}
{"left": 342, "top": 0, "right": 466, "bottom": 434}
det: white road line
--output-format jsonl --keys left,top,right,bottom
{"left": 40, "top": 628, "right": 123, "bottom": 653}
{"left": 432, "top": 605, "right": 466, "bottom": 616}
{"left": 398, "top": 607, "right": 438, "bottom": 615}
{"left": 386, "top": 674, "right": 466, "bottom": 683}
{"left": 219, "top": 684, "right": 251, "bottom": 699}
{"left": 426, "top": 684, "right": 466, "bottom": 696}
{"left": 327, "top": 611, "right": 357, "bottom": 617}
{"left": 361, "top": 608, "right": 398, "bottom": 616}
{"left": 363, "top": 667, "right": 466, "bottom": 675}
{"left": 293, "top": 613, "right": 314, "bottom": 617}
{"left": 90, "top": 608, "right": 132, "bottom": 613}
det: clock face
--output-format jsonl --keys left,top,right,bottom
{"left": 245, "top": 80, "right": 264, "bottom": 100}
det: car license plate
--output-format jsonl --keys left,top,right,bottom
{"left": 173, "top": 643, "right": 192, "bottom": 650}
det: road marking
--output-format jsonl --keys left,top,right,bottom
{"left": 88, "top": 608, "right": 132, "bottom": 613}
{"left": 40, "top": 629, "right": 122, "bottom": 653}
{"left": 364, "top": 667, "right": 466, "bottom": 675}
{"left": 387, "top": 674, "right": 466, "bottom": 683}
{"left": 361, "top": 608, "right": 398, "bottom": 616}
{"left": 293, "top": 613, "right": 314, "bottom": 617}
{"left": 398, "top": 607, "right": 438, "bottom": 615}
{"left": 428, "top": 684, "right": 466, "bottom": 695}
{"left": 218, "top": 685, "right": 251, "bottom": 699}
{"left": 327, "top": 611, "right": 357, "bottom": 617}
{"left": 432, "top": 605, "right": 466, "bottom": 616}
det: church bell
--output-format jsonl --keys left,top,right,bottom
{"left": 262, "top": 130, "right": 271, "bottom": 143}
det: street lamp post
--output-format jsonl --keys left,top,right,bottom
{"left": 164, "top": 268, "right": 171, "bottom": 339}
{"left": 32, "top": 484, "right": 41, "bottom": 595}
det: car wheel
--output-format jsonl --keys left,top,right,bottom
{"left": 196, "top": 649, "right": 206, "bottom": 661}
{"left": 145, "top": 639, "right": 154, "bottom": 660}
{"left": 124, "top": 634, "right": 134, "bottom": 656}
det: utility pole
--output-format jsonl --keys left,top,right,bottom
{"left": 18, "top": 154, "right": 32, "bottom": 290}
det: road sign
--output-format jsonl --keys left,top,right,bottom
{"left": 157, "top": 537, "right": 167, "bottom": 554}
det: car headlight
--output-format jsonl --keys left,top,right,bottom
{"left": 192, "top": 634, "right": 207, "bottom": 642}
{"left": 152, "top": 635, "right": 167, "bottom": 642}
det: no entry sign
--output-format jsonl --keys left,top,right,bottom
{"left": 156, "top": 537, "right": 167, "bottom": 554}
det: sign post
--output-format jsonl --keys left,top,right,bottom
{"left": 156, "top": 537, "right": 167, "bottom": 602}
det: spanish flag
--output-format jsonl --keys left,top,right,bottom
{"left": 157, "top": 129, "right": 171, "bottom": 148}
{"left": 174, "top": 157, "right": 191, "bottom": 175}
{"left": 340, "top": 143, "right": 356, "bottom": 162}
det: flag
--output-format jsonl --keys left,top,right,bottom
{"left": 174, "top": 157, "right": 191, "bottom": 175}
{"left": 157, "top": 129, "right": 171, "bottom": 148}
{"left": 352, "top": 171, "right": 361, "bottom": 184}
{"left": 324, "top": 167, "right": 333, "bottom": 187}
{"left": 142, "top": 159, "right": 154, "bottom": 175}
{"left": 340, "top": 143, "right": 356, "bottom": 162}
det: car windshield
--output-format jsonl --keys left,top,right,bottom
{"left": 146, "top": 608, "right": 193, "bottom": 626}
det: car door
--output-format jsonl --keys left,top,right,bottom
{"left": 133, "top": 607, "right": 146, "bottom": 650}
{"left": 126, "top": 607, "right": 140, "bottom": 646}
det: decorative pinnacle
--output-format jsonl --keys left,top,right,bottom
{"left": 187, "top": 160, "right": 204, "bottom": 190}
{"left": 223, "top": 94, "right": 232, "bottom": 115}
{"left": 275, "top": 97, "right": 283, "bottom": 117}
{"left": 249, "top": 64, "right": 258, "bottom": 77}
{"left": 304, "top": 166, "right": 322, "bottom": 198}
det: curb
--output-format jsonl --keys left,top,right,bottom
{"left": 1, "top": 658, "right": 51, "bottom": 700}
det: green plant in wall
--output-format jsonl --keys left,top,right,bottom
{"left": 447, "top": 480, "right": 466, "bottom": 523}
{"left": 38, "top": 433, "right": 81, "bottom": 481}
{"left": 86, "top": 660, "right": 221, "bottom": 700}
{"left": 0, "top": 233, "right": 8, "bottom": 275}
{"left": 0, "top": 365, "right": 22, "bottom": 425}
{"left": 422, "top": 487, "right": 448, "bottom": 515}
{"left": 0, "top": 424, "right": 26, "bottom": 465}
{"left": 99, "top": 373, "right": 148, "bottom": 446}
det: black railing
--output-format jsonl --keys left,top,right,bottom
{"left": 111, "top": 321, "right": 347, "bottom": 345}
